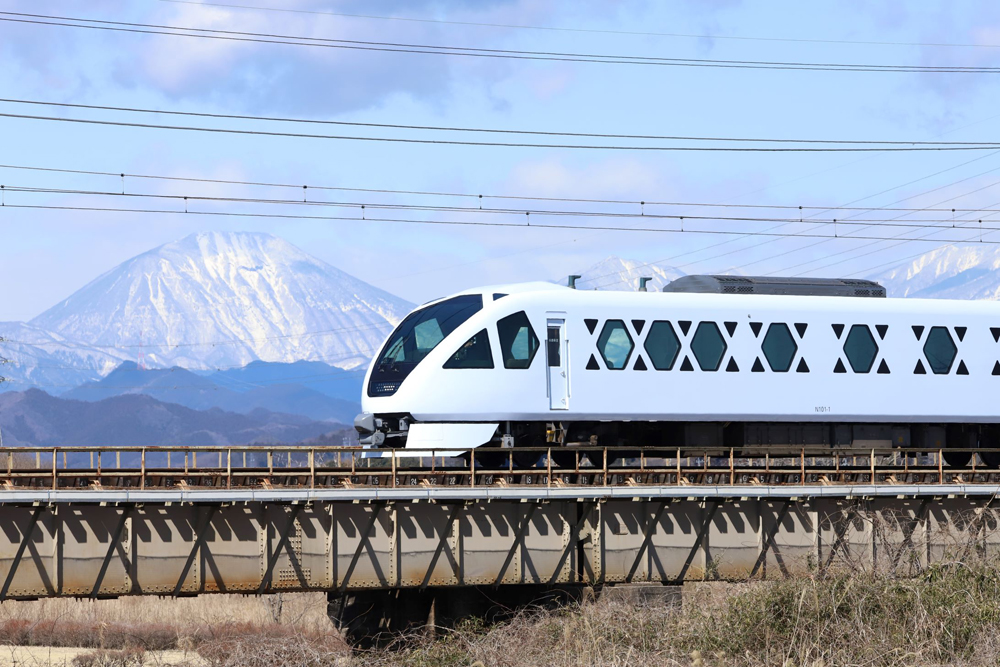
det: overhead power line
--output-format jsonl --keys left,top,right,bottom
{"left": 4, "top": 200, "right": 1000, "bottom": 245}
{"left": 2, "top": 108, "right": 997, "bottom": 153}
{"left": 3, "top": 320, "right": 390, "bottom": 350}
{"left": 10, "top": 160, "right": 1000, "bottom": 212}
{"left": 4, "top": 97, "right": 997, "bottom": 148}
{"left": 5, "top": 183, "right": 1000, "bottom": 227}
{"left": 2, "top": 11, "right": 1000, "bottom": 73}
{"left": 157, "top": 0, "right": 1000, "bottom": 50}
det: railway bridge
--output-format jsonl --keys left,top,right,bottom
{"left": 0, "top": 444, "right": 999, "bottom": 638}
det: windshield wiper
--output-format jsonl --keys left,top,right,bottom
{"left": 377, "top": 336, "right": 409, "bottom": 373}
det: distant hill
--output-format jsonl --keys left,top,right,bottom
{"left": 0, "top": 389, "right": 339, "bottom": 447}
{"left": 207, "top": 360, "right": 365, "bottom": 403}
{"left": 872, "top": 245, "right": 1000, "bottom": 300}
{"left": 64, "top": 361, "right": 361, "bottom": 424}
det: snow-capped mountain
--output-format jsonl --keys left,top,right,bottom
{"left": 3, "top": 232, "right": 413, "bottom": 390}
{"left": 872, "top": 245, "right": 1000, "bottom": 300}
{"left": 571, "top": 257, "right": 685, "bottom": 291}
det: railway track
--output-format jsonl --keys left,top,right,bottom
{"left": 2, "top": 445, "right": 1000, "bottom": 490}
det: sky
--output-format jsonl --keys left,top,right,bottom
{"left": 3, "top": 0, "right": 1000, "bottom": 321}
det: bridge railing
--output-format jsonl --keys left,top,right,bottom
{"left": 0, "top": 444, "right": 997, "bottom": 490}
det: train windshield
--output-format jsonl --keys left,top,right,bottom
{"left": 368, "top": 294, "right": 483, "bottom": 396}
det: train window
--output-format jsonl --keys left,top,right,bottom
{"left": 644, "top": 321, "right": 680, "bottom": 370}
{"left": 497, "top": 311, "right": 539, "bottom": 369}
{"left": 691, "top": 322, "right": 727, "bottom": 371}
{"left": 762, "top": 323, "right": 797, "bottom": 372}
{"left": 923, "top": 326, "right": 957, "bottom": 374}
{"left": 413, "top": 319, "right": 445, "bottom": 351}
{"left": 597, "top": 320, "right": 634, "bottom": 370}
{"left": 443, "top": 329, "right": 494, "bottom": 369}
{"left": 844, "top": 324, "right": 878, "bottom": 373}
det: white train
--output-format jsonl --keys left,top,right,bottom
{"left": 355, "top": 276, "right": 1000, "bottom": 467}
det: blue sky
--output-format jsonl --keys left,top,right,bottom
{"left": 3, "top": 0, "right": 1000, "bottom": 320}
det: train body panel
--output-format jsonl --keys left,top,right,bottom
{"left": 361, "top": 283, "right": 1000, "bottom": 433}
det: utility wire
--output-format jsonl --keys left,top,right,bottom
{"left": 3, "top": 109, "right": 998, "bottom": 152}
{"left": 2, "top": 98, "right": 997, "bottom": 148}
{"left": 13, "top": 160, "right": 1000, "bottom": 211}
{"left": 7, "top": 183, "right": 1000, "bottom": 227}
{"left": 157, "top": 0, "right": 1000, "bottom": 50}
{"left": 6, "top": 201, "right": 1000, "bottom": 245}
{"left": 2, "top": 11, "right": 1000, "bottom": 73}
{"left": 768, "top": 171, "right": 1000, "bottom": 276}
{"left": 584, "top": 150, "right": 1000, "bottom": 288}
{"left": 2, "top": 321, "right": 391, "bottom": 350}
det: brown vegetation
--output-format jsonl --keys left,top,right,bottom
{"left": 4, "top": 532, "right": 1000, "bottom": 665}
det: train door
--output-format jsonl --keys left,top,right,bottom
{"left": 546, "top": 318, "right": 569, "bottom": 410}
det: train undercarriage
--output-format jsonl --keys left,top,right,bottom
{"left": 367, "top": 415, "right": 1000, "bottom": 469}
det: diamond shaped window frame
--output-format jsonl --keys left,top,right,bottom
{"left": 597, "top": 319, "right": 634, "bottom": 370}
{"left": 643, "top": 320, "right": 681, "bottom": 370}
{"left": 844, "top": 324, "right": 878, "bottom": 374}
{"left": 691, "top": 321, "right": 727, "bottom": 372}
{"left": 923, "top": 326, "right": 957, "bottom": 375}
{"left": 762, "top": 323, "right": 797, "bottom": 372}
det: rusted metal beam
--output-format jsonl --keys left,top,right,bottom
{"left": 419, "top": 503, "right": 463, "bottom": 590}
{"left": 172, "top": 504, "right": 219, "bottom": 597}
{"left": 91, "top": 506, "right": 131, "bottom": 598}
{"left": 749, "top": 500, "right": 791, "bottom": 579}
{"left": 0, "top": 506, "right": 43, "bottom": 601}
{"left": 674, "top": 500, "right": 720, "bottom": 583}
{"left": 546, "top": 501, "right": 597, "bottom": 586}
{"left": 625, "top": 500, "right": 670, "bottom": 583}
{"left": 258, "top": 503, "right": 304, "bottom": 594}
{"left": 493, "top": 503, "right": 538, "bottom": 587}
{"left": 338, "top": 501, "right": 385, "bottom": 593}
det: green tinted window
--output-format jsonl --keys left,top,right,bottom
{"left": 923, "top": 326, "right": 957, "bottom": 374}
{"left": 443, "top": 329, "right": 494, "bottom": 369}
{"left": 644, "top": 321, "right": 680, "bottom": 370}
{"left": 597, "top": 320, "right": 634, "bottom": 370}
{"left": 762, "top": 323, "right": 797, "bottom": 372}
{"left": 844, "top": 325, "right": 878, "bottom": 373}
{"left": 497, "top": 311, "right": 539, "bottom": 369}
{"left": 691, "top": 322, "right": 727, "bottom": 371}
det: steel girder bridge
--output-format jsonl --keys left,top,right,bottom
{"left": 1, "top": 445, "right": 999, "bottom": 639}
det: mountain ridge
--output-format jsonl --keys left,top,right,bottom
{"left": 0, "top": 388, "right": 342, "bottom": 447}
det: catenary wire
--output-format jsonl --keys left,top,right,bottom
{"left": 3, "top": 320, "right": 392, "bottom": 350}
{"left": 706, "top": 153, "right": 1000, "bottom": 277}
{"left": 3, "top": 110, "right": 999, "bottom": 152}
{"left": 767, "top": 171, "right": 1000, "bottom": 275}
{"left": 584, "top": 151, "right": 1000, "bottom": 288}
{"left": 6, "top": 201, "right": 1000, "bottom": 245}
{"left": 157, "top": 0, "right": 1000, "bottom": 49}
{"left": 7, "top": 183, "right": 1000, "bottom": 227}
{"left": 2, "top": 11, "right": 1000, "bottom": 73}
{"left": 2, "top": 98, "right": 998, "bottom": 148}
{"left": 11, "top": 161, "right": 1000, "bottom": 214}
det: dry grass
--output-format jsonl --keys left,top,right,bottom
{"left": 4, "top": 556, "right": 1000, "bottom": 665}
{"left": 0, "top": 592, "right": 332, "bottom": 633}
{"left": 0, "top": 592, "right": 345, "bottom": 660}
{"left": 352, "top": 560, "right": 1000, "bottom": 667}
